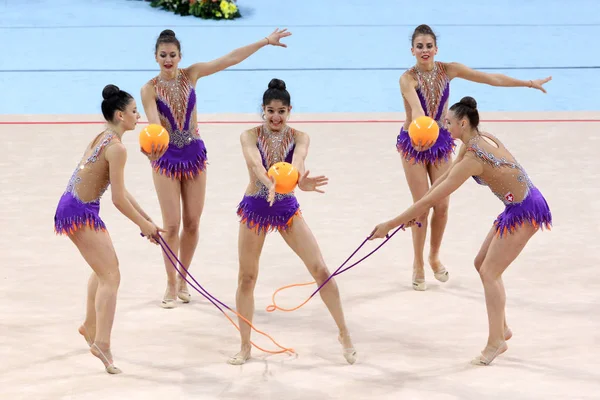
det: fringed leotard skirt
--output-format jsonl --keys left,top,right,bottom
{"left": 237, "top": 190, "right": 301, "bottom": 235}
{"left": 396, "top": 125, "right": 456, "bottom": 165}
{"left": 151, "top": 129, "right": 208, "bottom": 180}
{"left": 492, "top": 186, "right": 552, "bottom": 238}
{"left": 54, "top": 192, "right": 106, "bottom": 235}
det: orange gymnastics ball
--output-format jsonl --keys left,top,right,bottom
{"left": 268, "top": 162, "right": 299, "bottom": 194}
{"left": 408, "top": 116, "right": 439, "bottom": 149}
{"left": 139, "top": 124, "right": 169, "bottom": 153}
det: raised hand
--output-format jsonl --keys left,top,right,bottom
{"left": 529, "top": 76, "right": 552, "bottom": 93}
{"left": 265, "top": 28, "right": 292, "bottom": 48}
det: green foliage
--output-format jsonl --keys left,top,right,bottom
{"left": 148, "top": 0, "right": 242, "bottom": 20}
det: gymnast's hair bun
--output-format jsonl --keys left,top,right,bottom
{"left": 159, "top": 29, "right": 176, "bottom": 38}
{"left": 268, "top": 78, "right": 287, "bottom": 91}
{"left": 102, "top": 84, "right": 120, "bottom": 100}
{"left": 459, "top": 96, "right": 477, "bottom": 110}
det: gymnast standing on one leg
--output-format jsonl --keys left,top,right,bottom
{"left": 54, "top": 85, "right": 164, "bottom": 374}
{"left": 372, "top": 96, "right": 552, "bottom": 365}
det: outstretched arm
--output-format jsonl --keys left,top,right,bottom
{"left": 400, "top": 73, "right": 432, "bottom": 151}
{"left": 400, "top": 73, "right": 426, "bottom": 120}
{"left": 105, "top": 144, "right": 163, "bottom": 241}
{"left": 291, "top": 131, "right": 308, "bottom": 176}
{"left": 240, "top": 129, "right": 276, "bottom": 205}
{"left": 292, "top": 131, "right": 328, "bottom": 193}
{"left": 187, "top": 28, "right": 291, "bottom": 82}
{"left": 139, "top": 83, "right": 167, "bottom": 161}
{"left": 125, "top": 191, "right": 152, "bottom": 222}
{"left": 447, "top": 62, "right": 552, "bottom": 93}
{"left": 140, "top": 83, "right": 161, "bottom": 126}
{"left": 369, "top": 155, "right": 482, "bottom": 239}
{"left": 425, "top": 143, "right": 468, "bottom": 194}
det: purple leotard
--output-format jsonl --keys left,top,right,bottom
{"left": 237, "top": 125, "right": 301, "bottom": 234}
{"left": 54, "top": 132, "right": 118, "bottom": 235}
{"left": 148, "top": 69, "right": 208, "bottom": 180}
{"left": 397, "top": 61, "right": 456, "bottom": 165}
{"left": 467, "top": 135, "right": 552, "bottom": 237}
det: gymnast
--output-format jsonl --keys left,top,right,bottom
{"left": 140, "top": 28, "right": 292, "bottom": 308}
{"left": 229, "top": 79, "right": 357, "bottom": 366}
{"left": 371, "top": 96, "right": 552, "bottom": 366}
{"left": 54, "top": 84, "right": 164, "bottom": 374}
{"left": 396, "top": 24, "right": 551, "bottom": 291}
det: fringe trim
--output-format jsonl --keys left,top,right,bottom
{"left": 236, "top": 204, "right": 301, "bottom": 235}
{"left": 54, "top": 213, "right": 106, "bottom": 236}
{"left": 396, "top": 127, "right": 456, "bottom": 165}
{"left": 494, "top": 210, "right": 552, "bottom": 238}
{"left": 152, "top": 148, "right": 208, "bottom": 180}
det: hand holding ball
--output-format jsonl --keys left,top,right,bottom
{"left": 408, "top": 116, "right": 439, "bottom": 151}
{"left": 267, "top": 162, "right": 299, "bottom": 194}
{"left": 139, "top": 124, "right": 169, "bottom": 161}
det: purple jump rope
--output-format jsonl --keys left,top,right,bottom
{"left": 307, "top": 222, "right": 421, "bottom": 298}
{"left": 142, "top": 221, "right": 420, "bottom": 303}
{"left": 142, "top": 233, "right": 232, "bottom": 313}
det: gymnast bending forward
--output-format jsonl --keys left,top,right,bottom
{"left": 54, "top": 85, "right": 164, "bottom": 374}
{"left": 372, "top": 96, "right": 552, "bottom": 366}
{"left": 396, "top": 24, "right": 551, "bottom": 291}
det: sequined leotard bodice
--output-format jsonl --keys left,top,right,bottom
{"left": 150, "top": 69, "right": 200, "bottom": 148}
{"left": 467, "top": 134, "right": 534, "bottom": 205}
{"left": 248, "top": 124, "right": 296, "bottom": 198}
{"left": 64, "top": 131, "right": 119, "bottom": 204}
{"left": 404, "top": 61, "right": 450, "bottom": 125}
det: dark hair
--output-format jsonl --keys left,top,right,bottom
{"left": 155, "top": 29, "right": 181, "bottom": 53}
{"left": 262, "top": 78, "right": 291, "bottom": 107}
{"left": 449, "top": 96, "right": 479, "bottom": 129}
{"left": 411, "top": 24, "right": 437, "bottom": 46}
{"left": 101, "top": 84, "right": 133, "bottom": 122}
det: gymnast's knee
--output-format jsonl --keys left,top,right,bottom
{"left": 182, "top": 217, "right": 199, "bottom": 236}
{"left": 97, "top": 267, "right": 121, "bottom": 289}
{"left": 432, "top": 201, "right": 449, "bottom": 219}
{"left": 311, "top": 263, "right": 335, "bottom": 285}
{"left": 163, "top": 221, "right": 181, "bottom": 238}
{"left": 238, "top": 271, "right": 258, "bottom": 293}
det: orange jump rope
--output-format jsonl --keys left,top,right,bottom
{"left": 266, "top": 222, "right": 420, "bottom": 313}
{"left": 146, "top": 222, "right": 417, "bottom": 357}
{"left": 151, "top": 233, "right": 295, "bottom": 357}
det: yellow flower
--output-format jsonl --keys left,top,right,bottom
{"left": 220, "top": 0, "right": 236, "bottom": 18}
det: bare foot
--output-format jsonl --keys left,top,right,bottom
{"left": 78, "top": 324, "right": 95, "bottom": 347}
{"left": 90, "top": 342, "right": 122, "bottom": 374}
{"left": 338, "top": 332, "right": 357, "bottom": 365}
{"left": 504, "top": 327, "right": 513, "bottom": 341}
{"left": 470, "top": 341, "right": 508, "bottom": 366}
{"left": 227, "top": 345, "right": 251, "bottom": 365}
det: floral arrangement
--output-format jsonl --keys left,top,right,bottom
{"left": 147, "top": 0, "right": 242, "bottom": 20}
